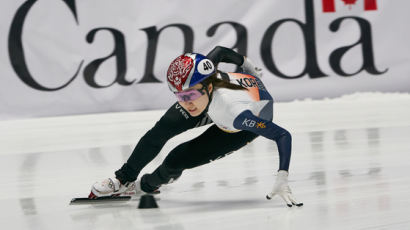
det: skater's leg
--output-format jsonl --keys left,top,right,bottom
{"left": 141, "top": 125, "right": 258, "bottom": 191}
{"left": 139, "top": 165, "right": 182, "bottom": 192}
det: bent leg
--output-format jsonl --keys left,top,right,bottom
{"left": 141, "top": 125, "right": 258, "bottom": 192}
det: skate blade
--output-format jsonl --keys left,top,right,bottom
{"left": 69, "top": 196, "right": 132, "bottom": 205}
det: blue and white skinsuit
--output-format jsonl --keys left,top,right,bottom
{"left": 114, "top": 47, "right": 292, "bottom": 191}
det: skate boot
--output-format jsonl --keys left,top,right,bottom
{"left": 89, "top": 177, "right": 136, "bottom": 199}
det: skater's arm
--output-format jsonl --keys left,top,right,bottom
{"left": 206, "top": 46, "right": 262, "bottom": 78}
{"left": 233, "top": 110, "right": 291, "bottom": 171}
{"left": 115, "top": 102, "right": 210, "bottom": 183}
{"left": 206, "top": 46, "right": 244, "bottom": 66}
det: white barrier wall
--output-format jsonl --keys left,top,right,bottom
{"left": 1, "top": 0, "right": 409, "bottom": 119}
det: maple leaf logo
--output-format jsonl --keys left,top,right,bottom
{"left": 341, "top": 0, "right": 357, "bottom": 9}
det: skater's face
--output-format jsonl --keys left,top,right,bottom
{"left": 178, "top": 83, "right": 213, "bottom": 117}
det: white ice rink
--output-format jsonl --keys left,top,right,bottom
{"left": 1, "top": 93, "right": 410, "bottom": 230}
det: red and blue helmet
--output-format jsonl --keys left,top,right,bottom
{"left": 167, "top": 53, "right": 216, "bottom": 93}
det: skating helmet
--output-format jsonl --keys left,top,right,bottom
{"left": 167, "top": 53, "right": 216, "bottom": 93}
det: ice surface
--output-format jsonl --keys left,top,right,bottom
{"left": 1, "top": 92, "right": 410, "bottom": 230}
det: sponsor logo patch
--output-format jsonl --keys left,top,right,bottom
{"left": 175, "top": 103, "right": 190, "bottom": 119}
{"left": 242, "top": 118, "right": 266, "bottom": 129}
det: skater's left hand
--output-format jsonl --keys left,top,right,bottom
{"left": 266, "top": 170, "right": 303, "bottom": 207}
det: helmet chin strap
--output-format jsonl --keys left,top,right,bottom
{"left": 201, "top": 83, "right": 213, "bottom": 113}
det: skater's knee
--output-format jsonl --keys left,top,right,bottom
{"left": 141, "top": 164, "right": 183, "bottom": 192}
{"left": 159, "top": 163, "right": 183, "bottom": 183}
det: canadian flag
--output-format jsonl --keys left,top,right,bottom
{"left": 322, "top": 0, "right": 377, "bottom": 12}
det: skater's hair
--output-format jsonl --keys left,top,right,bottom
{"left": 201, "top": 71, "right": 247, "bottom": 91}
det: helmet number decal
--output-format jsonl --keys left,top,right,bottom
{"left": 197, "top": 59, "right": 215, "bottom": 75}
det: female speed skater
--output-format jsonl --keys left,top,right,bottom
{"left": 90, "top": 46, "right": 303, "bottom": 207}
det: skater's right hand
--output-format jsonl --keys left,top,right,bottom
{"left": 266, "top": 170, "right": 303, "bottom": 207}
{"left": 241, "top": 57, "right": 263, "bottom": 78}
